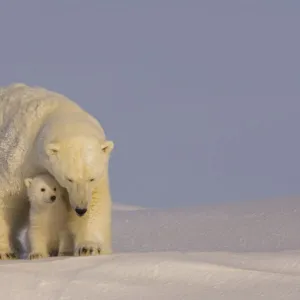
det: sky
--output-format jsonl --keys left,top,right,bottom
{"left": 0, "top": 1, "right": 299, "bottom": 208}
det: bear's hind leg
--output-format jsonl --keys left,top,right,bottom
{"left": 0, "top": 208, "right": 18, "bottom": 259}
{"left": 10, "top": 203, "right": 30, "bottom": 259}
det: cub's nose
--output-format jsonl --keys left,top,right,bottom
{"left": 75, "top": 207, "right": 87, "bottom": 216}
{"left": 50, "top": 195, "right": 56, "bottom": 202}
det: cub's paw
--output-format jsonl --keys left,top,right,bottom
{"left": 0, "top": 252, "right": 17, "bottom": 260}
{"left": 28, "top": 252, "right": 48, "bottom": 260}
{"left": 75, "top": 243, "right": 102, "bottom": 257}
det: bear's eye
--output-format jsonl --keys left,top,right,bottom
{"left": 89, "top": 178, "right": 95, "bottom": 182}
{"left": 41, "top": 188, "right": 45, "bottom": 192}
{"left": 53, "top": 187, "right": 56, "bottom": 191}
{"left": 67, "top": 178, "right": 73, "bottom": 183}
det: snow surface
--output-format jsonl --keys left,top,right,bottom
{"left": 2, "top": 197, "right": 300, "bottom": 299}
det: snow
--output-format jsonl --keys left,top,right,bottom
{"left": 2, "top": 197, "right": 300, "bottom": 299}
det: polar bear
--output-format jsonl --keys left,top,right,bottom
{"left": 0, "top": 83, "right": 114, "bottom": 259}
{"left": 24, "top": 173, "right": 72, "bottom": 259}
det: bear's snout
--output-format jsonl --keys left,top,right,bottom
{"left": 75, "top": 207, "right": 87, "bottom": 217}
{"left": 50, "top": 195, "right": 56, "bottom": 202}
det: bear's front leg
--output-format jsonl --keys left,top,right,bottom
{"left": 71, "top": 180, "right": 112, "bottom": 257}
{"left": 72, "top": 207, "right": 111, "bottom": 256}
{"left": 58, "top": 230, "right": 74, "bottom": 256}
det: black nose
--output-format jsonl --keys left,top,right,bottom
{"left": 75, "top": 207, "right": 87, "bottom": 216}
{"left": 50, "top": 195, "right": 56, "bottom": 202}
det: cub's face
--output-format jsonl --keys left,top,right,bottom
{"left": 24, "top": 174, "right": 62, "bottom": 208}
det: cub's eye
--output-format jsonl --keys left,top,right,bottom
{"left": 41, "top": 188, "right": 45, "bottom": 192}
{"left": 89, "top": 178, "right": 95, "bottom": 182}
{"left": 67, "top": 178, "right": 73, "bottom": 183}
{"left": 53, "top": 187, "right": 56, "bottom": 191}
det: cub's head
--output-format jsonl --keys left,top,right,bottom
{"left": 24, "top": 174, "right": 63, "bottom": 208}
{"left": 41, "top": 136, "right": 114, "bottom": 216}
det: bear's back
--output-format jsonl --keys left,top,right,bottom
{"left": 0, "top": 83, "right": 87, "bottom": 178}
{"left": 0, "top": 83, "right": 81, "bottom": 126}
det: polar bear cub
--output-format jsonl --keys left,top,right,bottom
{"left": 24, "top": 173, "right": 73, "bottom": 259}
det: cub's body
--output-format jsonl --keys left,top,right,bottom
{"left": 25, "top": 174, "right": 72, "bottom": 259}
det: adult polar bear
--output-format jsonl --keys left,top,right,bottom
{"left": 0, "top": 83, "right": 114, "bottom": 259}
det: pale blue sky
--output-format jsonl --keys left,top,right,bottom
{"left": 0, "top": 1, "right": 299, "bottom": 208}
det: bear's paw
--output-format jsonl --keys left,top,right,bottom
{"left": 75, "top": 243, "right": 102, "bottom": 256}
{"left": 28, "top": 252, "right": 49, "bottom": 260}
{"left": 0, "top": 252, "right": 17, "bottom": 260}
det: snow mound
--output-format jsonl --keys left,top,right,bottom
{"left": 1, "top": 251, "right": 300, "bottom": 299}
{"left": 2, "top": 197, "right": 300, "bottom": 299}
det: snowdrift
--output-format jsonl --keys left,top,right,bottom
{"left": 2, "top": 197, "right": 300, "bottom": 299}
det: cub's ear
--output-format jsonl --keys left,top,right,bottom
{"left": 101, "top": 140, "right": 114, "bottom": 154}
{"left": 24, "top": 178, "right": 33, "bottom": 188}
{"left": 46, "top": 143, "right": 60, "bottom": 156}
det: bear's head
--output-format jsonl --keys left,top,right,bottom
{"left": 24, "top": 174, "right": 63, "bottom": 210}
{"left": 42, "top": 136, "right": 114, "bottom": 217}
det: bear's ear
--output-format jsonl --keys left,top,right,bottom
{"left": 46, "top": 143, "right": 60, "bottom": 156}
{"left": 101, "top": 140, "right": 114, "bottom": 154}
{"left": 24, "top": 178, "right": 33, "bottom": 188}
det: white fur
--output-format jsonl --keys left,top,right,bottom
{"left": 25, "top": 174, "right": 72, "bottom": 259}
{"left": 0, "top": 83, "right": 114, "bottom": 259}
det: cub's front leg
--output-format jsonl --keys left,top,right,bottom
{"left": 27, "top": 216, "right": 50, "bottom": 260}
